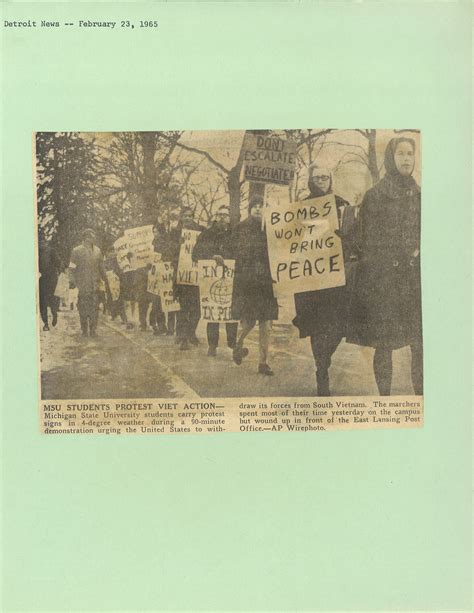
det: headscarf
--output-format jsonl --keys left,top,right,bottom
{"left": 384, "top": 137, "right": 416, "bottom": 177}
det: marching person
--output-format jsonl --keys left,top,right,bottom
{"left": 120, "top": 256, "right": 137, "bottom": 326}
{"left": 292, "top": 162, "right": 358, "bottom": 396}
{"left": 135, "top": 266, "right": 151, "bottom": 331}
{"left": 347, "top": 137, "right": 422, "bottom": 395}
{"left": 104, "top": 248, "right": 133, "bottom": 329}
{"left": 68, "top": 228, "right": 108, "bottom": 337}
{"left": 192, "top": 204, "right": 238, "bottom": 356}
{"left": 149, "top": 224, "right": 168, "bottom": 335}
{"left": 231, "top": 196, "right": 278, "bottom": 375}
{"left": 168, "top": 207, "right": 205, "bottom": 350}
{"left": 38, "top": 237, "right": 61, "bottom": 331}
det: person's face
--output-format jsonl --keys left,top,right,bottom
{"left": 83, "top": 236, "right": 94, "bottom": 248}
{"left": 180, "top": 210, "right": 193, "bottom": 226}
{"left": 309, "top": 169, "right": 331, "bottom": 195}
{"left": 250, "top": 202, "right": 263, "bottom": 219}
{"left": 215, "top": 208, "right": 230, "bottom": 228}
{"left": 394, "top": 142, "right": 415, "bottom": 176}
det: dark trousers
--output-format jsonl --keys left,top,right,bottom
{"left": 207, "top": 322, "right": 238, "bottom": 348}
{"left": 373, "top": 338, "right": 423, "bottom": 396}
{"left": 78, "top": 291, "right": 99, "bottom": 334}
{"left": 39, "top": 278, "right": 59, "bottom": 327}
{"left": 167, "top": 311, "right": 177, "bottom": 334}
{"left": 177, "top": 286, "right": 200, "bottom": 341}
{"left": 110, "top": 299, "right": 127, "bottom": 323}
{"left": 138, "top": 299, "right": 150, "bottom": 329}
{"left": 310, "top": 331, "right": 343, "bottom": 396}
{"left": 149, "top": 296, "right": 166, "bottom": 329}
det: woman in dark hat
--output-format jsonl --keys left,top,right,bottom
{"left": 231, "top": 196, "right": 278, "bottom": 375}
{"left": 348, "top": 137, "right": 422, "bottom": 395}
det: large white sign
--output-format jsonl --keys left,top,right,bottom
{"left": 198, "top": 259, "right": 237, "bottom": 322}
{"left": 265, "top": 194, "right": 345, "bottom": 294}
{"left": 124, "top": 225, "right": 154, "bottom": 269}
{"left": 176, "top": 228, "right": 200, "bottom": 286}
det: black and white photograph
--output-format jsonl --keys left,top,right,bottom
{"left": 36, "top": 129, "right": 423, "bottom": 400}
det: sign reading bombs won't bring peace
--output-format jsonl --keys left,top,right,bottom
{"left": 241, "top": 133, "right": 297, "bottom": 185}
{"left": 265, "top": 194, "right": 346, "bottom": 294}
{"left": 198, "top": 259, "right": 237, "bottom": 323}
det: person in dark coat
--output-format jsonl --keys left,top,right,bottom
{"left": 292, "top": 163, "right": 358, "bottom": 396}
{"left": 148, "top": 224, "right": 168, "bottom": 335}
{"left": 168, "top": 207, "right": 205, "bottom": 350}
{"left": 38, "top": 237, "right": 61, "bottom": 331}
{"left": 192, "top": 204, "right": 238, "bottom": 356}
{"left": 347, "top": 137, "right": 422, "bottom": 395}
{"left": 231, "top": 196, "right": 278, "bottom": 375}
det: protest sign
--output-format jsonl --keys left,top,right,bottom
{"left": 124, "top": 225, "right": 154, "bottom": 268}
{"left": 159, "top": 261, "right": 180, "bottom": 312}
{"left": 198, "top": 259, "right": 237, "bottom": 323}
{"left": 265, "top": 194, "right": 346, "bottom": 294}
{"left": 106, "top": 270, "right": 121, "bottom": 302}
{"left": 113, "top": 236, "right": 134, "bottom": 272}
{"left": 176, "top": 228, "right": 200, "bottom": 285}
{"left": 147, "top": 253, "right": 163, "bottom": 295}
{"left": 241, "top": 133, "right": 297, "bottom": 185}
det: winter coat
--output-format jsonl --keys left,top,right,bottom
{"left": 192, "top": 223, "right": 235, "bottom": 261}
{"left": 38, "top": 242, "right": 61, "bottom": 295}
{"left": 347, "top": 169, "right": 421, "bottom": 350}
{"left": 292, "top": 192, "right": 358, "bottom": 338}
{"left": 69, "top": 244, "right": 105, "bottom": 295}
{"left": 231, "top": 216, "right": 278, "bottom": 322}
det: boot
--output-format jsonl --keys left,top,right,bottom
{"left": 258, "top": 363, "right": 274, "bottom": 376}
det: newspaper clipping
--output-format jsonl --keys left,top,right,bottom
{"left": 35, "top": 129, "right": 423, "bottom": 435}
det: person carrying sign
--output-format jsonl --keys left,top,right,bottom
{"left": 192, "top": 204, "right": 238, "bottom": 357}
{"left": 68, "top": 228, "right": 108, "bottom": 337}
{"left": 231, "top": 196, "right": 278, "bottom": 376}
{"left": 168, "top": 207, "right": 205, "bottom": 350}
{"left": 347, "top": 138, "right": 422, "bottom": 396}
{"left": 292, "top": 163, "right": 358, "bottom": 396}
{"left": 104, "top": 248, "right": 133, "bottom": 329}
{"left": 148, "top": 224, "right": 168, "bottom": 335}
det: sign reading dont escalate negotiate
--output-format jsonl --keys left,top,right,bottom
{"left": 241, "top": 133, "right": 297, "bottom": 186}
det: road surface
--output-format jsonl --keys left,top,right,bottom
{"left": 40, "top": 307, "right": 415, "bottom": 399}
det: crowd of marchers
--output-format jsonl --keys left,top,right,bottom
{"left": 38, "top": 138, "right": 422, "bottom": 397}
